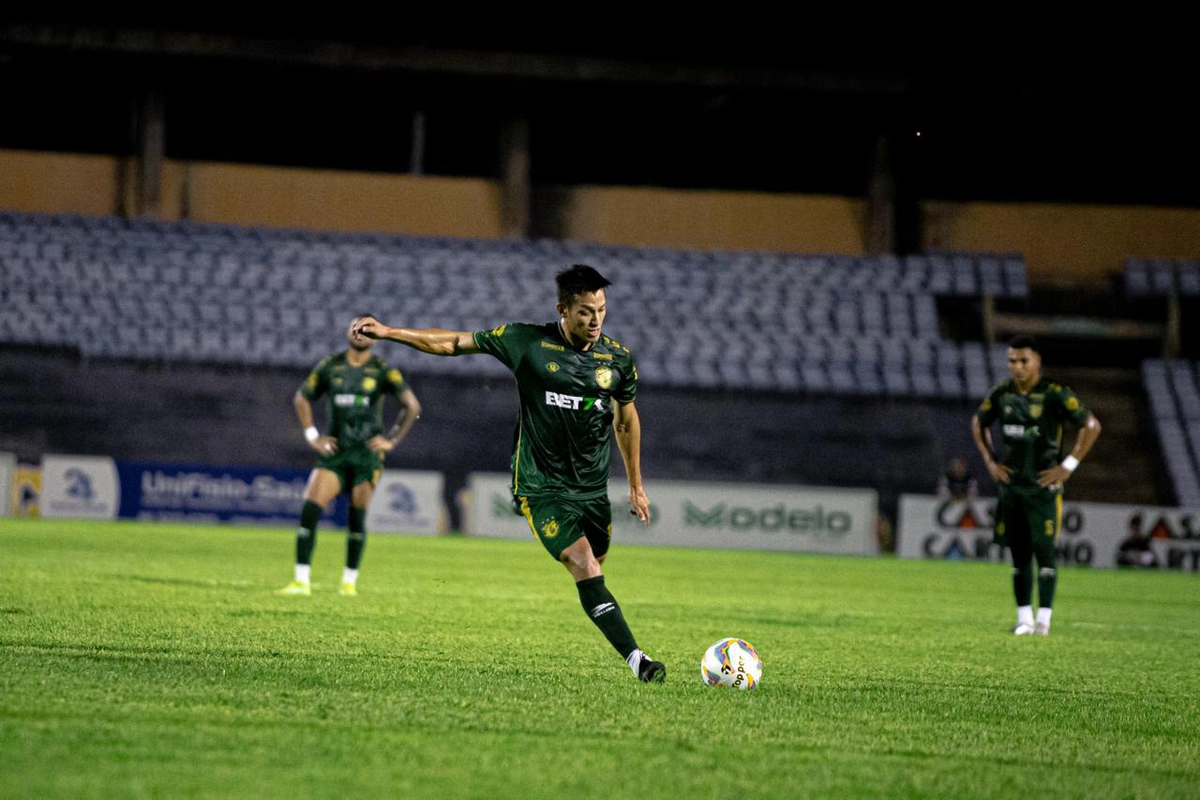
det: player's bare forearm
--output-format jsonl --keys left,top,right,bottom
{"left": 1038, "top": 413, "right": 1102, "bottom": 487}
{"left": 354, "top": 319, "right": 478, "bottom": 356}
{"left": 614, "top": 402, "right": 651, "bottom": 523}
{"left": 972, "top": 416, "right": 1011, "bottom": 484}
{"left": 293, "top": 392, "right": 315, "bottom": 428}
{"left": 387, "top": 389, "right": 422, "bottom": 445}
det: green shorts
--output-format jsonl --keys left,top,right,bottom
{"left": 315, "top": 445, "right": 383, "bottom": 493}
{"left": 994, "top": 483, "right": 1062, "bottom": 555}
{"left": 517, "top": 494, "right": 612, "bottom": 561}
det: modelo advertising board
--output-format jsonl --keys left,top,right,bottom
{"left": 465, "top": 472, "right": 877, "bottom": 554}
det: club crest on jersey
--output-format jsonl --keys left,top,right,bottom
{"left": 546, "top": 362, "right": 560, "bottom": 373}
{"left": 361, "top": 377, "right": 377, "bottom": 393}
{"left": 1065, "top": 396, "right": 1079, "bottom": 411}
{"left": 595, "top": 366, "right": 614, "bottom": 389}
{"left": 1030, "top": 404, "right": 1043, "bottom": 419}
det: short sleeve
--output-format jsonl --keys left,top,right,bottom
{"left": 383, "top": 364, "right": 408, "bottom": 395}
{"left": 612, "top": 352, "right": 639, "bottom": 405}
{"left": 975, "top": 385, "right": 1000, "bottom": 425}
{"left": 472, "top": 323, "right": 529, "bottom": 371}
{"left": 299, "top": 358, "right": 330, "bottom": 400}
{"left": 1054, "top": 384, "right": 1091, "bottom": 426}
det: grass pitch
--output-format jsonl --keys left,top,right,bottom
{"left": 2, "top": 518, "right": 1198, "bottom": 799}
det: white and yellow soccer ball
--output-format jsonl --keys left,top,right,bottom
{"left": 700, "top": 638, "right": 763, "bottom": 690}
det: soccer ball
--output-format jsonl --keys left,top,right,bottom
{"left": 700, "top": 638, "right": 763, "bottom": 690}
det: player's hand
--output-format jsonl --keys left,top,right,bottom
{"left": 1037, "top": 465, "right": 1070, "bottom": 488}
{"left": 628, "top": 485, "right": 651, "bottom": 526}
{"left": 353, "top": 318, "right": 385, "bottom": 339}
{"left": 311, "top": 436, "right": 339, "bottom": 456}
{"left": 366, "top": 435, "right": 395, "bottom": 453}
{"left": 986, "top": 461, "right": 1012, "bottom": 485}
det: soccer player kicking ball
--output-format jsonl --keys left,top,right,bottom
{"left": 278, "top": 315, "right": 421, "bottom": 597}
{"left": 355, "top": 265, "right": 666, "bottom": 683}
{"left": 971, "top": 335, "right": 1101, "bottom": 636}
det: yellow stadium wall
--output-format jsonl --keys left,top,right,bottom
{"left": 924, "top": 201, "right": 1200, "bottom": 288}
{"left": 0, "top": 150, "right": 125, "bottom": 216}
{"left": 555, "top": 185, "right": 867, "bottom": 255}
{"left": 175, "top": 162, "right": 506, "bottom": 238}
{"left": 3, "top": 149, "right": 1199, "bottom": 289}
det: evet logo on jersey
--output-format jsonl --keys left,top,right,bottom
{"left": 545, "top": 391, "right": 604, "bottom": 411}
{"left": 1002, "top": 424, "right": 1028, "bottom": 437}
{"left": 334, "top": 393, "right": 369, "bottom": 408}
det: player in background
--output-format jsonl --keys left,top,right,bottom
{"left": 971, "top": 335, "right": 1101, "bottom": 636}
{"left": 354, "top": 265, "right": 666, "bottom": 683}
{"left": 278, "top": 315, "right": 421, "bottom": 597}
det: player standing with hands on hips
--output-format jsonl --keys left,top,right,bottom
{"left": 354, "top": 265, "right": 666, "bottom": 683}
{"left": 278, "top": 315, "right": 421, "bottom": 597}
{"left": 971, "top": 335, "right": 1101, "bottom": 636}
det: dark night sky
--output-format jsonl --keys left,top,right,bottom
{"left": 1, "top": 24, "right": 1196, "bottom": 207}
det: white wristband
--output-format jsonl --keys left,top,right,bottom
{"left": 1061, "top": 455, "right": 1080, "bottom": 473}
{"left": 304, "top": 426, "right": 320, "bottom": 443}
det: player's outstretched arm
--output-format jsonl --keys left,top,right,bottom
{"left": 354, "top": 318, "right": 480, "bottom": 356}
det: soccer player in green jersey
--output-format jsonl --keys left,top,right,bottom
{"left": 353, "top": 265, "right": 666, "bottom": 683}
{"left": 278, "top": 315, "right": 421, "bottom": 597}
{"left": 971, "top": 335, "right": 1101, "bottom": 636}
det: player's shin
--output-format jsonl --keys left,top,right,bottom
{"left": 296, "top": 500, "right": 323, "bottom": 577}
{"left": 346, "top": 507, "right": 367, "bottom": 580}
{"left": 576, "top": 575, "right": 638, "bottom": 661}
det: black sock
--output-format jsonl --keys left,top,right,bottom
{"left": 347, "top": 506, "right": 367, "bottom": 570}
{"left": 576, "top": 576, "right": 638, "bottom": 660}
{"left": 1012, "top": 564, "right": 1033, "bottom": 607}
{"left": 296, "top": 500, "right": 322, "bottom": 566}
{"left": 1037, "top": 566, "right": 1057, "bottom": 610}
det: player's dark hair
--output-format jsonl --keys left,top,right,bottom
{"left": 556, "top": 264, "right": 612, "bottom": 306}
{"left": 1008, "top": 334, "right": 1040, "bottom": 354}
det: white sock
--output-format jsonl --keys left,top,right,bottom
{"left": 342, "top": 568, "right": 358, "bottom": 585}
{"left": 1037, "top": 608, "right": 1052, "bottom": 627}
{"left": 626, "top": 648, "right": 644, "bottom": 676}
{"left": 295, "top": 564, "right": 311, "bottom": 584}
{"left": 1017, "top": 605, "right": 1034, "bottom": 627}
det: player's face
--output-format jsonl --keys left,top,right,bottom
{"left": 559, "top": 290, "right": 607, "bottom": 346}
{"left": 348, "top": 317, "right": 373, "bottom": 351}
{"left": 1007, "top": 347, "right": 1040, "bottom": 387}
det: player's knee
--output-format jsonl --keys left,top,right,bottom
{"left": 559, "top": 546, "right": 600, "bottom": 579}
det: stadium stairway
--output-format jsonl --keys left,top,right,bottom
{"left": 1050, "top": 365, "right": 1165, "bottom": 507}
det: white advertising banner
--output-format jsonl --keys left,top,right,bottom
{"left": 40, "top": 455, "right": 120, "bottom": 520}
{"left": 465, "top": 473, "right": 877, "bottom": 555}
{"left": 897, "top": 493, "right": 1200, "bottom": 571}
{"left": 366, "top": 469, "right": 447, "bottom": 535}
{"left": 0, "top": 452, "right": 15, "bottom": 516}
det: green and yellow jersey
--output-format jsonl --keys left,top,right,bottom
{"left": 473, "top": 322, "right": 638, "bottom": 500}
{"left": 975, "top": 376, "right": 1091, "bottom": 488}
{"left": 299, "top": 352, "right": 409, "bottom": 448}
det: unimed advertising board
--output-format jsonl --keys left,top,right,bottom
{"left": 38, "top": 455, "right": 446, "bottom": 534}
{"left": 465, "top": 473, "right": 877, "bottom": 554}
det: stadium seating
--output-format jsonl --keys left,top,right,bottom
{"left": 0, "top": 211, "right": 1030, "bottom": 399}
{"left": 1142, "top": 359, "right": 1200, "bottom": 507}
{"left": 1124, "top": 257, "right": 1200, "bottom": 298}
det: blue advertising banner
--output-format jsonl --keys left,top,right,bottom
{"left": 116, "top": 461, "right": 348, "bottom": 527}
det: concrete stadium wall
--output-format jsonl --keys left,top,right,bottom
{"left": 3, "top": 149, "right": 1199, "bottom": 287}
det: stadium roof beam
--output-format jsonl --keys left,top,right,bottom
{"left": 0, "top": 24, "right": 909, "bottom": 95}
